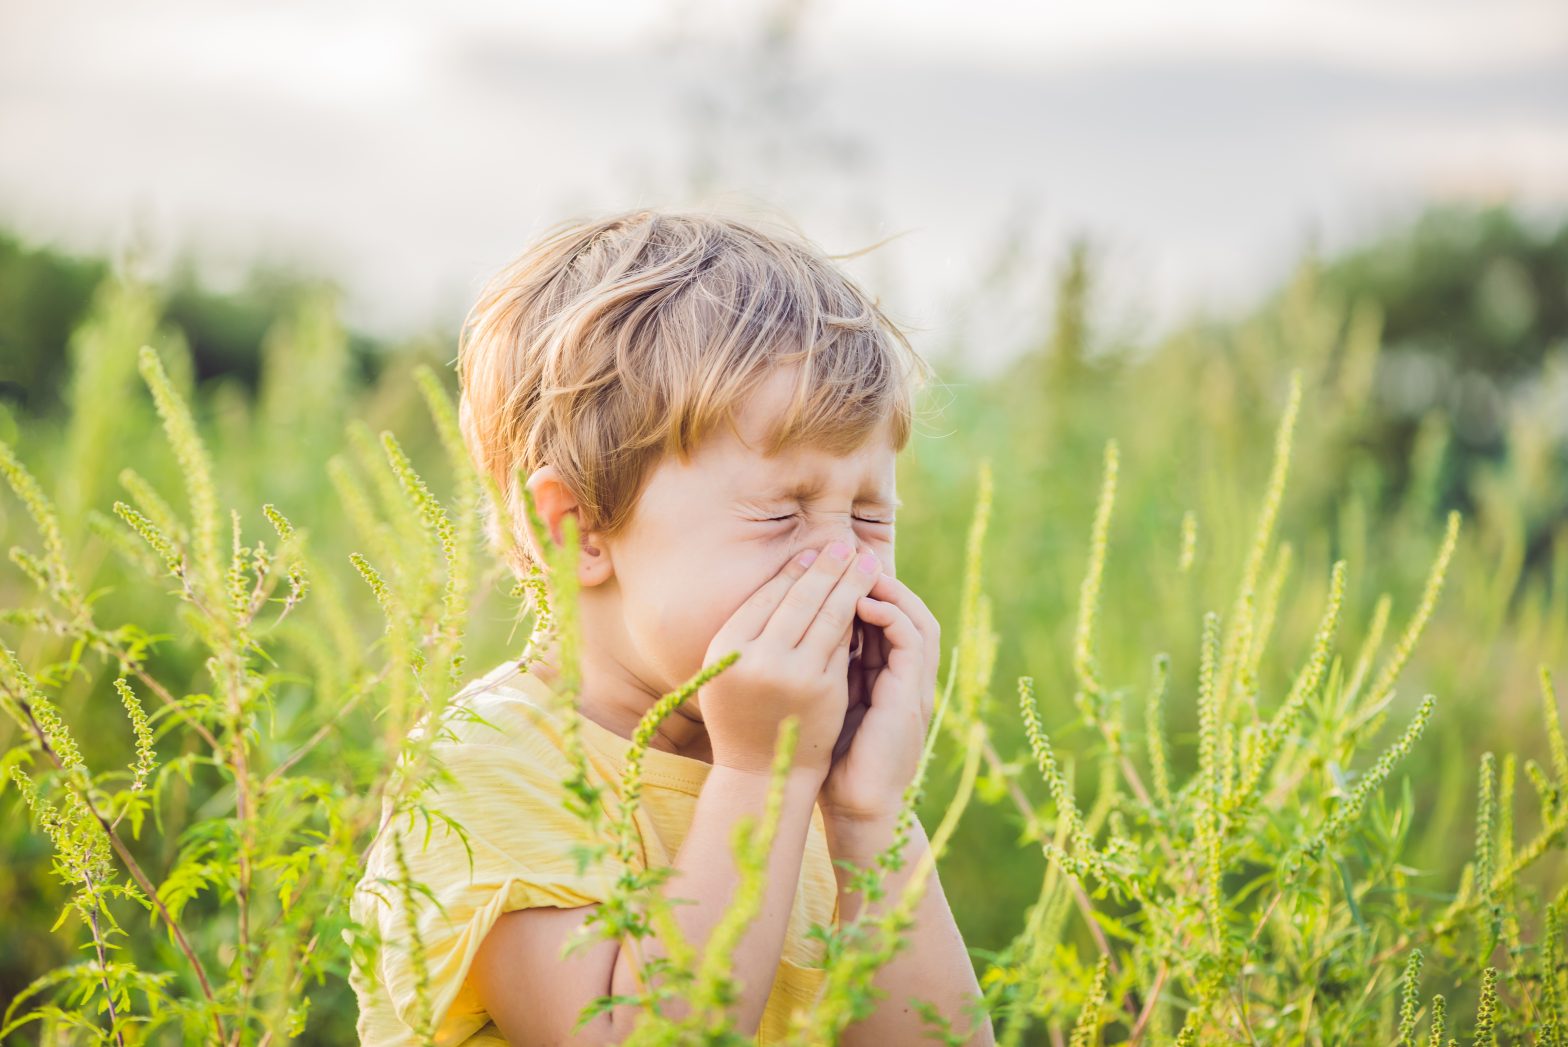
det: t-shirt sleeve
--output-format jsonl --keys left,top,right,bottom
{"left": 359, "top": 730, "right": 622, "bottom": 1042}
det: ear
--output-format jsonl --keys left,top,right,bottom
{"left": 523, "top": 464, "right": 613, "bottom": 586}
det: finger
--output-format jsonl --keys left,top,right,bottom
{"left": 853, "top": 595, "right": 921, "bottom": 701}
{"left": 726, "top": 544, "right": 837, "bottom": 644}
{"left": 826, "top": 615, "right": 854, "bottom": 677}
{"left": 798, "top": 548, "right": 882, "bottom": 663}
{"left": 866, "top": 573, "right": 940, "bottom": 646}
{"left": 760, "top": 541, "right": 862, "bottom": 649}
{"left": 858, "top": 619, "right": 888, "bottom": 672}
{"left": 825, "top": 606, "right": 857, "bottom": 675}
{"left": 867, "top": 574, "right": 940, "bottom": 708}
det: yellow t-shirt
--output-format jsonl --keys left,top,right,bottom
{"left": 348, "top": 657, "right": 841, "bottom": 1045}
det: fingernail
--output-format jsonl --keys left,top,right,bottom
{"left": 828, "top": 540, "right": 853, "bottom": 561}
{"left": 856, "top": 551, "right": 880, "bottom": 573}
{"left": 797, "top": 549, "right": 819, "bottom": 567}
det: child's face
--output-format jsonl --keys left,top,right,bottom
{"left": 542, "top": 363, "right": 898, "bottom": 720}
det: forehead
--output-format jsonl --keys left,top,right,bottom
{"left": 715, "top": 365, "right": 897, "bottom": 492}
{"left": 732, "top": 365, "right": 808, "bottom": 451}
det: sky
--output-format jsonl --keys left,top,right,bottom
{"left": 2, "top": 0, "right": 1565, "bottom": 375}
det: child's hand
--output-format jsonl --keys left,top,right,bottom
{"left": 698, "top": 541, "right": 881, "bottom": 780}
{"left": 819, "top": 571, "right": 940, "bottom": 825}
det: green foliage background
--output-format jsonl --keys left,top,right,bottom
{"left": 1, "top": 202, "right": 1566, "bottom": 1044}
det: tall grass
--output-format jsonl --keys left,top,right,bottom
{"left": 0, "top": 259, "right": 1564, "bottom": 1044}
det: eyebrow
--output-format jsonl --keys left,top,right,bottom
{"left": 759, "top": 479, "right": 903, "bottom": 510}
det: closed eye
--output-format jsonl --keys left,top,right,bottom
{"left": 766, "top": 514, "right": 894, "bottom": 525}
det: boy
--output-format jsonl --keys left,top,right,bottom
{"left": 349, "top": 207, "right": 993, "bottom": 1045}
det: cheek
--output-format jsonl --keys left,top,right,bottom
{"left": 633, "top": 588, "right": 740, "bottom": 688}
{"left": 862, "top": 532, "right": 895, "bottom": 574}
{"left": 648, "top": 557, "right": 777, "bottom": 646}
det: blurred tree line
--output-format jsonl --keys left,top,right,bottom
{"left": 1311, "top": 205, "right": 1568, "bottom": 570}
{"left": 0, "top": 235, "right": 383, "bottom": 418}
{"left": 988, "top": 202, "right": 1568, "bottom": 588}
{"left": 5, "top": 200, "right": 1563, "bottom": 523}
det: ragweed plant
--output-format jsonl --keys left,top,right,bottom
{"left": 962, "top": 367, "right": 1567, "bottom": 1044}
{"left": 0, "top": 336, "right": 513, "bottom": 1044}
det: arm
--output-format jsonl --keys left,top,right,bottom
{"left": 824, "top": 813, "right": 995, "bottom": 1046}
{"left": 472, "top": 762, "right": 824, "bottom": 1044}
{"left": 610, "top": 762, "right": 825, "bottom": 1036}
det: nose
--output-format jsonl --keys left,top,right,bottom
{"left": 805, "top": 527, "right": 876, "bottom": 567}
{"left": 821, "top": 523, "right": 859, "bottom": 552}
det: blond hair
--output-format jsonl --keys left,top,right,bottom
{"left": 456, "top": 206, "right": 936, "bottom": 581}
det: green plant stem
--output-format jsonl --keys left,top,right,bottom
{"left": 979, "top": 734, "right": 1119, "bottom": 976}
{"left": 82, "top": 867, "right": 128, "bottom": 1047}
{"left": 5, "top": 683, "right": 225, "bottom": 1042}
{"left": 1125, "top": 963, "right": 1170, "bottom": 1046}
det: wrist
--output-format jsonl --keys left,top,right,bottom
{"left": 823, "top": 808, "right": 924, "bottom": 862}
{"left": 823, "top": 814, "right": 930, "bottom": 926}
{"left": 710, "top": 760, "right": 826, "bottom": 795}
